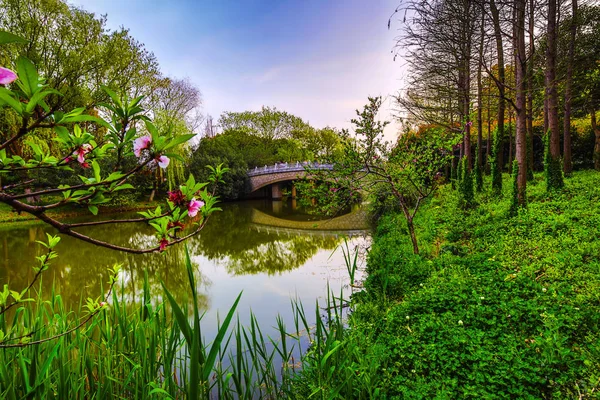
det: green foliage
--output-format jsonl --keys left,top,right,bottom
{"left": 544, "top": 132, "right": 565, "bottom": 191}
{"left": 509, "top": 159, "right": 522, "bottom": 216}
{"left": 489, "top": 127, "right": 503, "bottom": 194}
{"left": 219, "top": 106, "right": 306, "bottom": 140}
{"left": 309, "top": 170, "right": 600, "bottom": 398}
{"left": 458, "top": 157, "right": 475, "bottom": 208}
{"left": 474, "top": 149, "right": 483, "bottom": 192}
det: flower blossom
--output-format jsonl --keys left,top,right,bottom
{"left": 187, "top": 198, "right": 204, "bottom": 217}
{"left": 156, "top": 155, "right": 170, "bottom": 169}
{"left": 0, "top": 67, "right": 17, "bottom": 85}
{"left": 168, "top": 189, "right": 186, "bottom": 206}
{"left": 133, "top": 135, "right": 152, "bottom": 157}
{"left": 159, "top": 238, "right": 169, "bottom": 251}
{"left": 72, "top": 143, "right": 93, "bottom": 164}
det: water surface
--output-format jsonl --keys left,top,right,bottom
{"left": 0, "top": 200, "right": 370, "bottom": 341}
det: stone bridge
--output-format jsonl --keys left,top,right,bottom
{"left": 246, "top": 162, "right": 333, "bottom": 199}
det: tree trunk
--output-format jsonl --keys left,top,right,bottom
{"left": 486, "top": 80, "right": 492, "bottom": 173}
{"left": 508, "top": 110, "right": 513, "bottom": 174}
{"left": 406, "top": 216, "right": 419, "bottom": 255}
{"left": 515, "top": 0, "right": 528, "bottom": 205}
{"left": 477, "top": 10, "right": 485, "bottom": 169}
{"left": 592, "top": 108, "right": 600, "bottom": 170}
{"left": 546, "top": 0, "right": 561, "bottom": 160}
{"left": 563, "top": 0, "right": 577, "bottom": 175}
{"left": 490, "top": 0, "right": 505, "bottom": 172}
{"left": 527, "top": 0, "right": 535, "bottom": 174}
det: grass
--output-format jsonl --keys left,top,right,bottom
{"left": 301, "top": 169, "right": 600, "bottom": 398}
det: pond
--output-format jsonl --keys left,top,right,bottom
{"left": 0, "top": 199, "right": 370, "bottom": 344}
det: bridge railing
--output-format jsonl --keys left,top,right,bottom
{"left": 247, "top": 162, "right": 334, "bottom": 177}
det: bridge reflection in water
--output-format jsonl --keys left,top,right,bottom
{"left": 249, "top": 207, "right": 370, "bottom": 237}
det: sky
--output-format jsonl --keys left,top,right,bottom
{"left": 71, "top": 0, "right": 406, "bottom": 140}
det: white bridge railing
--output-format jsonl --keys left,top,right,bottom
{"left": 247, "top": 162, "right": 334, "bottom": 177}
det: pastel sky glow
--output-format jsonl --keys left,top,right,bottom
{"left": 71, "top": 0, "right": 405, "bottom": 139}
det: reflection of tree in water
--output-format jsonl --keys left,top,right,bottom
{"left": 0, "top": 202, "right": 357, "bottom": 309}
{"left": 0, "top": 223, "right": 209, "bottom": 310}
{"left": 189, "top": 203, "right": 342, "bottom": 275}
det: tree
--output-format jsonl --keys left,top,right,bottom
{"left": 303, "top": 97, "right": 458, "bottom": 255}
{"left": 0, "top": 31, "right": 227, "bottom": 352}
{"left": 392, "top": 0, "right": 478, "bottom": 167}
{"left": 514, "top": 0, "right": 528, "bottom": 206}
{"left": 218, "top": 106, "right": 306, "bottom": 140}
{"left": 563, "top": 0, "right": 578, "bottom": 175}
{"left": 545, "top": 0, "right": 564, "bottom": 190}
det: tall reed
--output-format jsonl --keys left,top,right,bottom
{"left": 0, "top": 242, "right": 381, "bottom": 399}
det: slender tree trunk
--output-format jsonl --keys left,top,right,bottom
{"left": 546, "top": 0, "right": 561, "bottom": 160}
{"left": 544, "top": 97, "right": 549, "bottom": 134}
{"left": 490, "top": 0, "right": 505, "bottom": 172}
{"left": 563, "top": 0, "right": 577, "bottom": 175}
{"left": 509, "top": 110, "right": 513, "bottom": 174}
{"left": 407, "top": 217, "right": 419, "bottom": 255}
{"left": 527, "top": 0, "right": 535, "bottom": 174}
{"left": 486, "top": 80, "right": 492, "bottom": 173}
{"left": 460, "top": 0, "right": 473, "bottom": 170}
{"left": 592, "top": 108, "right": 600, "bottom": 170}
{"left": 515, "top": 0, "right": 528, "bottom": 204}
{"left": 400, "top": 202, "right": 419, "bottom": 255}
{"left": 477, "top": 10, "right": 485, "bottom": 169}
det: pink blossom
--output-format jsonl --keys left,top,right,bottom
{"left": 81, "top": 162, "right": 90, "bottom": 169}
{"left": 156, "top": 155, "right": 170, "bottom": 169}
{"left": 187, "top": 198, "right": 204, "bottom": 217}
{"left": 159, "top": 238, "right": 169, "bottom": 251}
{"left": 133, "top": 135, "right": 152, "bottom": 157}
{"left": 0, "top": 67, "right": 17, "bottom": 85}
{"left": 73, "top": 144, "right": 93, "bottom": 164}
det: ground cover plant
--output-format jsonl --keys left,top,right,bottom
{"left": 298, "top": 170, "right": 600, "bottom": 398}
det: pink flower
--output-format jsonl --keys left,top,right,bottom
{"left": 133, "top": 135, "right": 152, "bottom": 157}
{"left": 168, "top": 189, "right": 186, "bottom": 206}
{"left": 187, "top": 198, "right": 204, "bottom": 218}
{"left": 81, "top": 162, "right": 90, "bottom": 168}
{"left": 159, "top": 238, "right": 169, "bottom": 251}
{"left": 0, "top": 67, "right": 17, "bottom": 85}
{"left": 73, "top": 143, "right": 93, "bottom": 164}
{"left": 156, "top": 155, "right": 169, "bottom": 169}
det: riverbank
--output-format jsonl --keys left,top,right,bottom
{"left": 293, "top": 170, "right": 600, "bottom": 398}
{"left": 0, "top": 200, "right": 161, "bottom": 228}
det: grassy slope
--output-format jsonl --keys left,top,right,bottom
{"left": 315, "top": 170, "right": 600, "bottom": 399}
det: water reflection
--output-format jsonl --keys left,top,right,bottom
{"left": 0, "top": 201, "right": 369, "bottom": 314}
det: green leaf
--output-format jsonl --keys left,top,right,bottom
{"left": 113, "top": 183, "right": 134, "bottom": 192}
{"left": 92, "top": 160, "right": 101, "bottom": 182}
{"left": 144, "top": 120, "right": 159, "bottom": 143}
{"left": 88, "top": 205, "right": 98, "bottom": 215}
{"left": 16, "top": 56, "right": 39, "bottom": 97}
{"left": 202, "top": 291, "right": 242, "bottom": 381}
{"left": 62, "top": 114, "right": 111, "bottom": 130}
{"left": 162, "top": 134, "right": 196, "bottom": 151}
{"left": 0, "top": 30, "right": 28, "bottom": 44}
{"left": 0, "top": 87, "right": 22, "bottom": 113}
{"left": 161, "top": 281, "right": 193, "bottom": 346}
{"left": 26, "top": 89, "right": 62, "bottom": 113}
{"left": 101, "top": 85, "right": 123, "bottom": 109}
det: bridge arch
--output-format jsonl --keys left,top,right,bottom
{"left": 246, "top": 162, "right": 333, "bottom": 198}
